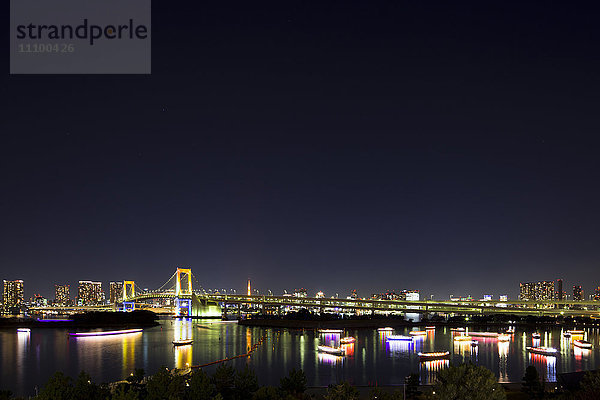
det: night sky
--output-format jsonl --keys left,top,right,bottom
{"left": 2, "top": 1, "right": 600, "bottom": 300}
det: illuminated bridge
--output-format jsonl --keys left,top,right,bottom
{"left": 30, "top": 267, "right": 600, "bottom": 318}
{"left": 118, "top": 268, "right": 600, "bottom": 318}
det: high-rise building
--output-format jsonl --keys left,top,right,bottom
{"left": 573, "top": 285, "right": 584, "bottom": 301}
{"left": 594, "top": 287, "right": 600, "bottom": 301}
{"left": 54, "top": 284, "right": 70, "bottom": 306}
{"left": 78, "top": 281, "right": 103, "bottom": 305}
{"left": 3, "top": 280, "right": 24, "bottom": 314}
{"left": 109, "top": 281, "right": 124, "bottom": 304}
{"left": 556, "top": 279, "right": 563, "bottom": 300}
{"left": 519, "top": 281, "right": 554, "bottom": 301}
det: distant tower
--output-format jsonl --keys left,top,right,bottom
{"left": 556, "top": 279, "right": 563, "bottom": 300}
{"left": 247, "top": 279, "right": 251, "bottom": 296}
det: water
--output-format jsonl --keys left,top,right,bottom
{"left": 1, "top": 319, "right": 599, "bottom": 396}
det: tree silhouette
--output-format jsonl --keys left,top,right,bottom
{"left": 279, "top": 369, "right": 306, "bottom": 398}
{"left": 213, "top": 363, "right": 236, "bottom": 399}
{"left": 522, "top": 365, "right": 543, "bottom": 398}
{"left": 434, "top": 363, "right": 506, "bottom": 400}
{"left": 188, "top": 369, "right": 216, "bottom": 400}
{"left": 37, "top": 372, "right": 73, "bottom": 400}
{"left": 234, "top": 366, "right": 259, "bottom": 400}
{"left": 324, "top": 382, "right": 359, "bottom": 400}
{"left": 146, "top": 367, "right": 185, "bottom": 400}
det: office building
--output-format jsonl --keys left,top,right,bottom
{"left": 78, "top": 281, "right": 103, "bottom": 305}
{"left": 594, "top": 287, "right": 600, "bottom": 301}
{"left": 519, "top": 281, "right": 554, "bottom": 301}
{"left": 3, "top": 279, "right": 24, "bottom": 314}
{"left": 556, "top": 279, "right": 564, "bottom": 300}
{"left": 109, "top": 281, "right": 124, "bottom": 304}
{"left": 573, "top": 285, "right": 584, "bottom": 301}
{"left": 54, "top": 284, "right": 70, "bottom": 306}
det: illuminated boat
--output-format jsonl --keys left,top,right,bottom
{"left": 425, "top": 326, "right": 436, "bottom": 330}
{"left": 531, "top": 333, "right": 541, "bottom": 339}
{"left": 573, "top": 340, "right": 592, "bottom": 349}
{"left": 526, "top": 346, "right": 557, "bottom": 355}
{"left": 418, "top": 351, "right": 450, "bottom": 360}
{"left": 318, "top": 329, "right": 343, "bottom": 334}
{"left": 378, "top": 327, "right": 394, "bottom": 332}
{"left": 386, "top": 335, "right": 413, "bottom": 341}
{"left": 17, "top": 328, "right": 30, "bottom": 333}
{"left": 409, "top": 330, "right": 427, "bottom": 336}
{"left": 453, "top": 335, "right": 473, "bottom": 342}
{"left": 318, "top": 345, "right": 345, "bottom": 356}
{"left": 470, "top": 340, "right": 479, "bottom": 347}
{"left": 468, "top": 332, "right": 499, "bottom": 337}
{"left": 498, "top": 334, "right": 510, "bottom": 342}
{"left": 68, "top": 328, "right": 143, "bottom": 337}
{"left": 506, "top": 328, "right": 515, "bottom": 334}
{"left": 567, "top": 330, "right": 585, "bottom": 335}
{"left": 450, "top": 328, "right": 465, "bottom": 332}
{"left": 340, "top": 336, "right": 356, "bottom": 344}
{"left": 172, "top": 339, "right": 193, "bottom": 346}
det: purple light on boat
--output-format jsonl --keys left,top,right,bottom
{"left": 68, "top": 328, "right": 143, "bottom": 337}
{"left": 37, "top": 319, "right": 74, "bottom": 322}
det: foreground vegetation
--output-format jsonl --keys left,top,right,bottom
{"left": 1, "top": 363, "right": 600, "bottom": 400}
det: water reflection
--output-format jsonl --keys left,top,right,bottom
{"left": 386, "top": 340, "right": 412, "bottom": 355}
{"left": 498, "top": 342, "right": 509, "bottom": 382}
{"left": 420, "top": 359, "right": 449, "bottom": 384}
{"left": 528, "top": 353, "right": 556, "bottom": 382}
{"left": 318, "top": 353, "right": 344, "bottom": 365}
{"left": 174, "top": 345, "right": 192, "bottom": 369}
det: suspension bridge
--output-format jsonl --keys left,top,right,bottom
{"left": 29, "top": 267, "right": 600, "bottom": 318}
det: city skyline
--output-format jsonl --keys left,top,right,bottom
{"left": 2, "top": 273, "right": 596, "bottom": 303}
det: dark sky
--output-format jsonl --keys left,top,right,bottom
{"left": 2, "top": 1, "right": 600, "bottom": 300}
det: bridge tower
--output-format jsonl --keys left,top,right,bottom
{"left": 175, "top": 268, "right": 192, "bottom": 296}
{"left": 175, "top": 268, "right": 192, "bottom": 316}
{"left": 123, "top": 281, "right": 136, "bottom": 300}
{"left": 123, "top": 281, "right": 136, "bottom": 311}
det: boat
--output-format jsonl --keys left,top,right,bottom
{"left": 425, "top": 326, "right": 436, "bottom": 330}
{"left": 498, "top": 334, "right": 510, "bottom": 342}
{"left": 418, "top": 351, "right": 450, "bottom": 360}
{"left": 468, "top": 332, "right": 499, "bottom": 337}
{"left": 531, "top": 333, "right": 541, "bottom": 339}
{"left": 573, "top": 340, "right": 592, "bottom": 349}
{"left": 378, "top": 327, "right": 394, "bottom": 332}
{"left": 454, "top": 335, "right": 473, "bottom": 342}
{"left": 68, "top": 328, "right": 143, "bottom": 337}
{"left": 386, "top": 335, "right": 413, "bottom": 341}
{"left": 450, "top": 328, "right": 465, "bottom": 332}
{"left": 317, "top": 345, "right": 345, "bottom": 356}
{"left": 172, "top": 339, "right": 193, "bottom": 346}
{"left": 470, "top": 340, "right": 479, "bottom": 347}
{"left": 567, "top": 330, "right": 585, "bottom": 335}
{"left": 409, "top": 330, "right": 427, "bottom": 336}
{"left": 318, "top": 329, "right": 343, "bottom": 334}
{"left": 340, "top": 336, "right": 356, "bottom": 344}
{"left": 526, "top": 346, "right": 558, "bottom": 355}
{"left": 17, "top": 328, "right": 30, "bottom": 333}
{"left": 506, "top": 328, "right": 515, "bottom": 334}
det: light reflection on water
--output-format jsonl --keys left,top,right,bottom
{"left": 1, "top": 321, "right": 600, "bottom": 396}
